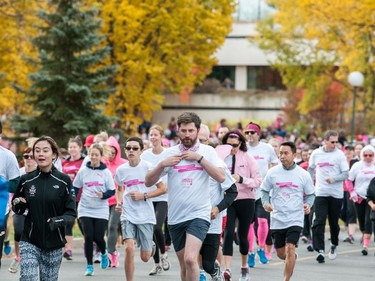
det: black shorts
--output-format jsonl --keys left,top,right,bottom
{"left": 271, "top": 226, "right": 302, "bottom": 249}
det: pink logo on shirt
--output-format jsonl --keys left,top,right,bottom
{"left": 363, "top": 171, "right": 375, "bottom": 175}
{"left": 123, "top": 179, "right": 144, "bottom": 187}
{"left": 85, "top": 181, "right": 104, "bottom": 187}
{"left": 173, "top": 164, "right": 204, "bottom": 173}
{"left": 276, "top": 182, "right": 299, "bottom": 188}
{"left": 254, "top": 155, "right": 265, "bottom": 160}
{"left": 317, "top": 162, "right": 334, "bottom": 167}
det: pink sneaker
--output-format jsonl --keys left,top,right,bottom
{"left": 265, "top": 251, "right": 272, "bottom": 261}
{"left": 111, "top": 251, "right": 119, "bottom": 267}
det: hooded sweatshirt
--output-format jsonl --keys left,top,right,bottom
{"left": 106, "top": 136, "right": 127, "bottom": 206}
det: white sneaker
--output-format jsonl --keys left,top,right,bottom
{"left": 211, "top": 267, "right": 224, "bottom": 281}
{"left": 149, "top": 264, "right": 162, "bottom": 275}
{"left": 93, "top": 251, "right": 101, "bottom": 263}
{"left": 161, "top": 254, "right": 170, "bottom": 271}
{"left": 328, "top": 245, "right": 337, "bottom": 260}
{"left": 239, "top": 267, "right": 250, "bottom": 281}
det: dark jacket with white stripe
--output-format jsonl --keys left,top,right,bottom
{"left": 12, "top": 166, "right": 77, "bottom": 250}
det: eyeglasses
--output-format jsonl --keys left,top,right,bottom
{"left": 125, "top": 146, "right": 140, "bottom": 151}
{"left": 363, "top": 154, "right": 374, "bottom": 157}
{"left": 23, "top": 154, "right": 33, "bottom": 160}
{"left": 330, "top": 141, "right": 339, "bottom": 144}
{"left": 245, "top": 131, "right": 257, "bottom": 135}
{"left": 228, "top": 143, "right": 240, "bottom": 148}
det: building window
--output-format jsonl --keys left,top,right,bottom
{"left": 247, "top": 66, "right": 286, "bottom": 91}
{"left": 208, "top": 66, "right": 236, "bottom": 89}
{"left": 232, "top": 0, "right": 276, "bottom": 22}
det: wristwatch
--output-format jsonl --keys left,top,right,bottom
{"left": 144, "top": 193, "right": 149, "bottom": 201}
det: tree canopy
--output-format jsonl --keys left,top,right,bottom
{"left": 257, "top": 0, "right": 375, "bottom": 133}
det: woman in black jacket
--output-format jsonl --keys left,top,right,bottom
{"left": 12, "top": 136, "right": 76, "bottom": 281}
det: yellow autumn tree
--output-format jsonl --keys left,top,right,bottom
{"left": 86, "top": 0, "right": 234, "bottom": 134}
{"left": 257, "top": 0, "right": 375, "bottom": 133}
{"left": 0, "top": 1, "right": 45, "bottom": 134}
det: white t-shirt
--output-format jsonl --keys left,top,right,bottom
{"left": 348, "top": 161, "right": 375, "bottom": 199}
{"left": 309, "top": 147, "right": 349, "bottom": 198}
{"left": 247, "top": 142, "right": 279, "bottom": 199}
{"left": 115, "top": 160, "right": 156, "bottom": 224}
{"left": 0, "top": 146, "right": 20, "bottom": 215}
{"left": 141, "top": 148, "right": 168, "bottom": 202}
{"left": 208, "top": 166, "right": 235, "bottom": 234}
{"left": 159, "top": 143, "right": 223, "bottom": 225}
{"left": 261, "top": 164, "right": 315, "bottom": 229}
{"left": 73, "top": 164, "right": 115, "bottom": 220}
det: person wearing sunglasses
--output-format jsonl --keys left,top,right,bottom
{"left": 346, "top": 145, "right": 375, "bottom": 256}
{"left": 73, "top": 143, "right": 115, "bottom": 276}
{"left": 308, "top": 130, "right": 349, "bottom": 264}
{"left": 219, "top": 130, "right": 262, "bottom": 281}
{"left": 145, "top": 112, "right": 225, "bottom": 281}
{"left": 244, "top": 122, "right": 279, "bottom": 266}
{"left": 12, "top": 136, "right": 76, "bottom": 280}
{"left": 115, "top": 136, "right": 167, "bottom": 281}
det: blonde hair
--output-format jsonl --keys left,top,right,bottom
{"left": 94, "top": 131, "right": 109, "bottom": 143}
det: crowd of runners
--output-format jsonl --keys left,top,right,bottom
{"left": 1, "top": 112, "right": 375, "bottom": 281}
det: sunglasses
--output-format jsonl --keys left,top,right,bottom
{"left": 23, "top": 154, "right": 33, "bottom": 160}
{"left": 330, "top": 141, "right": 339, "bottom": 144}
{"left": 125, "top": 146, "right": 140, "bottom": 151}
{"left": 363, "top": 154, "right": 374, "bottom": 157}
{"left": 245, "top": 131, "right": 257, "bottom": 135}
{"left": 228, "top": 143, "right": 240, "bottom": 148}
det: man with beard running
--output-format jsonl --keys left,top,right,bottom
{"left": 146, "top": 112, "right": 225, "bottom": 281}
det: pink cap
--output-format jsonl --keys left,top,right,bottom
{"left": 84, "top": 135, "right": 95, "bottom": 147}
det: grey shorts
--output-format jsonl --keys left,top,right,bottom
{"left": 121, "top": 220, "right": 154, "bottom": 251}
{"left": 169, "top": 218, "right": 210, "bottom": 252}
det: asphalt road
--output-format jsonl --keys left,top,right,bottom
{"left": 1, "top": 231, "right": 375, "bottom": 281}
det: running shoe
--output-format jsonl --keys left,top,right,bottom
{"left": 301, "top": 236, "right": 308, "bottom": 243}
{"left": 63, "top": 249, "right": 73, "bottom": 260}
{"left": 101, "top": 252, "right": 109, "bottom": 269}
{"left": 306, "top": 241, "right": 314, "bottom": 252}
{"left": 110, "top": 251, "right": 120, "bottom": 267}
{"left": 151, "top": 241, "right": 156, "bottom": 257}
{"left": 239, "top": 267, "right": 250, "bottom": 281}
{"left": 149, "top": 264, "right": 162, "bottom": 276}
{"left": 93, "top": 251, "right": 101, "bottom": 263}
{"left": 328, "top": 244, "right": 337, "bottom": 260}
{"left": 161, "top": 253, "right": 170, "bottom": 271}
{"left": 257, "top": 248, "right": 268, "bottom": 264}
{"left": 223, "top": 268, "right": 232, "bottom": 281}
{"left": 199, "top": 269, "right": 207, "bottom": 281}
{"left": 3, "top": 241, "right": 11, "bottom": 255}
{"left": 362, "top": 247, "right": 368, "bottom": 256}
{"left": 8, "top": 257, "right": 20, "bottom": 273}
{"left": 247, "top": 252, "right": 256, "bottom": 268}
{"left": 211, "top": 267, "right": 224, "bottom": 281}
{"left": 84, "top": 264, "right": 94, "bottom": 276}
{"left": 316, "top": 251, "right": 325, "bottom": 263}
{"left": 265, "top": 251, "right": 272, "bottom": 261}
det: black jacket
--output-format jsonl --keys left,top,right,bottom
{"left": 12, "top": 166, "right": 77, "bottom": 250}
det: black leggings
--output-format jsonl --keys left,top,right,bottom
{"left": 200, "top": 234, "right": 220, "bottom": 275}
{"left": 223, "top": 199, "right": 255, "bottom": 256}
{"left": 153, "top": 201, "right": 168, "bottom": 263}
{"left": 79, "top": 217, "right": 108, "bottom": 265}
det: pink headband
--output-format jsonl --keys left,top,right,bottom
{"left": 228, "top": 133, "right": 239, "bottom": 138}
{"left": 245, "top": 123, "right": 260, "bottom": 135}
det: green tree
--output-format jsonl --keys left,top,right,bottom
{"left": 90, "top": 0, "right": 234, "bottom": 134}
{"left": 19, "top": 0, "right": 116, "bottom": 145}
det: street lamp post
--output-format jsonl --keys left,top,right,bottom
{"left": 348, "top": 71, "right": 364, "bottom": 144}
